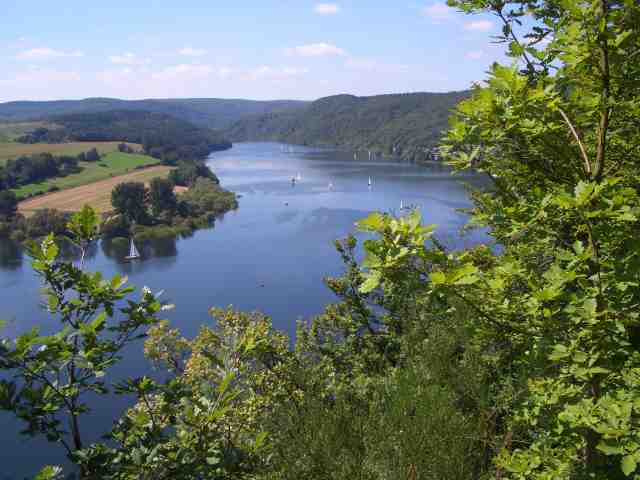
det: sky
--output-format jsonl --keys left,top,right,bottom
{"left": 0, "top": 1, "right": 507, "bottom": 102}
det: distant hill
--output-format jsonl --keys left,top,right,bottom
{"left": 225, "top": 91, "right": 470, "bottom": 161}
{"left": 0, "top": 98, "right": 309, "bottom": 130}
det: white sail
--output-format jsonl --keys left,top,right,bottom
{"left": 126, "top": 238, "right": 140, "bottom": 260}
{"left": 368, "top": 176, "right": 372, "bottom": 187}
{"left": 400, "top": 200, "right": 404, "bottom": 210}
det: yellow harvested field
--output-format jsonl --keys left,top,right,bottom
{"left": 19, "top": 166, "right": 173, "bottom": 215}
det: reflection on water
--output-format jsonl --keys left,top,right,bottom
{"left": 0, "top": 143, "right": 491, "bottom": 478}
{"left": 101, "top": 236, "right": 179, "bottom": 262}
{"left": 0, "top": 240, "right": 22, "bottom": 271}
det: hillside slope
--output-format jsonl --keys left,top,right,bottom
{"left": 0, "top": 98, "right": 308, "bottom": 130}
{"left": 17, "top": 110, "right": 231, "bottom": 164}
{"left": 225, "top": 91, "right": 469, "bottom": 161}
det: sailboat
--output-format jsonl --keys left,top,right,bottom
{"left": 125, "top": 238, "right": 141, "bottom": 261}
{"left": 353, "top": 152, "right": 357, "bottom": 160}
{"left": 368, "top": 176, "right": 372, "bottom": 188}
{"left": 328, "top": 182, "right": 334, "bottom": 190}
{"left": 400, "top": 200, "right": 405, "bottom": 210}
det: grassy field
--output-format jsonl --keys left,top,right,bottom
{"left": 12, "top": 151, "right": 160, "bottom": 198}
{"left": 0, "top": 141, "right": 141, "bottom": 164}
{"left": 18, "top": 166, "right": 173, "bottom": 214}
{"left": 0, "top": 122, "right": 59, "bottom": 143}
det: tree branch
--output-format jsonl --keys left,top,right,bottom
{"left": 558, "top": 108, "right": 592, "bottom": 177}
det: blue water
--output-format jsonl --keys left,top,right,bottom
{"left": 0, "top": 142, "right": 488, "bottom": 478}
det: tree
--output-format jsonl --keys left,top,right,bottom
{"left": 149, "top": 178, "right": 177, "bottom": 217}
{"left": 117, "top": 142, "right": 132, "bottom": 153}
{"left": 111, "top": 182, "right": 149, "bottom": 224}
{"left": 437, "top": 0, "right": 640, "bottom": 477}
{"left": 0, "top": 207, "right": 165, "bottom": 479}
{"left": 168, "top": 161, "right": 219, "bottom": 187}
{"left": 85, "top": 148, "right": 100, "bottom": 162}
{"left": 0, "top": 191, "right": 18, "bottom": 220}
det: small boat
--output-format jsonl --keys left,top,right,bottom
{"left": 353, "top": 152, "right": 357, "bottom": 160}
{"left": 125, "top": 238, "right": 141, "bottom": 261}
{"left": 328, "top": 182, "right": 334, "bottom": 190}
{"left": 368, "top": 176, "right": 372, "bottom": 187}
{"left": 400, "top": 200, "right": 404, "bottom": 210}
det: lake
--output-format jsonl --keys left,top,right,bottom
{"left": 0, "top": 142, "right": 488, "bottom": 478}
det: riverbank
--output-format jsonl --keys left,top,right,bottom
{"left": 3, "top": 171, "right": 237, "bottom": 244}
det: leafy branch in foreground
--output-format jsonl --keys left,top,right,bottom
{"left": 0, "top": 206, "right": 165, "bottom": 478}
{"left": 441, "top": 0, "right": 640, "bottom": 477}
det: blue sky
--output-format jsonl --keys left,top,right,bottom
{"left": 1, "top": 1, "right": 506, "bottom": 102}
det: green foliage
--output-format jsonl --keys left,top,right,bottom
{"left": 2, "top": 2, "right": 639, "bottom": 478}
{"left": 439, "top": 0, "right": 640, "bottom": 477}
{"left": 0, "top": 209, "right": 166, "bottom": 478}
{"left": 13, "top": 208, "right": 71, "bottom": 240}
{"left": 0, "top": 189, "right": 18, "bottom": 219}
{"left": 148, "top": 177, "right": 177, "bottom": 217}
{"left": 226, "top": 92, "right": 469, "bottom": 160}
{"left": 111, "top": 181, "right": 149, "bottom": 224}
{"left": 67, "top": 204, "right": 100, "bottom": 244}
{"left": 10, "top": 151, "right": 158, "bottom": 199}
{"left": 168, "top": 160, "right": 219, "bottom": 187}
{"left": 46, "top": 110, "right": 231, "bottom": 163}
{"left": 180, "top": 178, "right": 238, "bottom": 218}
{"left": 0, "top": 99, "right": 307, "bottom": 130}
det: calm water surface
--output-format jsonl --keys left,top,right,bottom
{"left": 0, "top": 142, "right": 488, "bottom": 478}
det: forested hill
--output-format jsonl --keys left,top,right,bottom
{"left": 0, "top": 98, "right": 308, "bottom": 130}
{"left": 225, "top": 91, "right": 470, "bottom": 161}
{"left": 21, "top": 110, "right": 231, "bottom": 163}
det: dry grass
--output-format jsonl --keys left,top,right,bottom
{"left": 0, "top": 141, "right": 140, "bottom": 163}
{"left": 19, "top": 166, "right": 173, "bottom": 215}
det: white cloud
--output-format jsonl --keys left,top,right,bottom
{"left": 285, "top": 42, "right": 346, "bottom": 57}
{"left": 465, "top": 50, "right": 485, "bottom": 60}
{"left": 109, "top": 53, "right": 150, "bottom": 66}
{"left": 17, "top": 48, "right": 84, "bottom": 60}
{"left": 246, "top": 66, "right": 309, "bottom": 80}
{"left": 345, "top": 58, "right": 410, "bottom": 73}
{"left": 422, "top": 3, "right": 455, "bottom": 22}
{"left": 152, "top": 64, "right": 218, "bottom": 80}
{"left": 178, "top": 47, "right": 207, "bottom": 57}
{"left": 314, "top": 3, "right": 340, "bottom": 15}
{"left": 149, "top": 63, "right": 308, "bottom": 83}
{"left": 464, "top": 20, "right": 493, "bottom": 31}
{"left": 0, "top": 68, "right": 83, "bottom": 100}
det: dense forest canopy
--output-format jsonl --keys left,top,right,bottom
{"left": 225, "top": 91, "right": 469, "bottom": 161}
{"left": 20, "top": 110, "right": 231, "bottom": 164}
{"left": 0, "top": 98, "right": 309, "bottom": 130}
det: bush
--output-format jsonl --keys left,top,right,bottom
{"left": 100, "top": 213, "right": 130, "bottom": 239}
{"left": 16, "top": 209, "right": 70, "bottom": 239}
{"left": 180, "top": 178, "right": 237, "bottom": 217}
